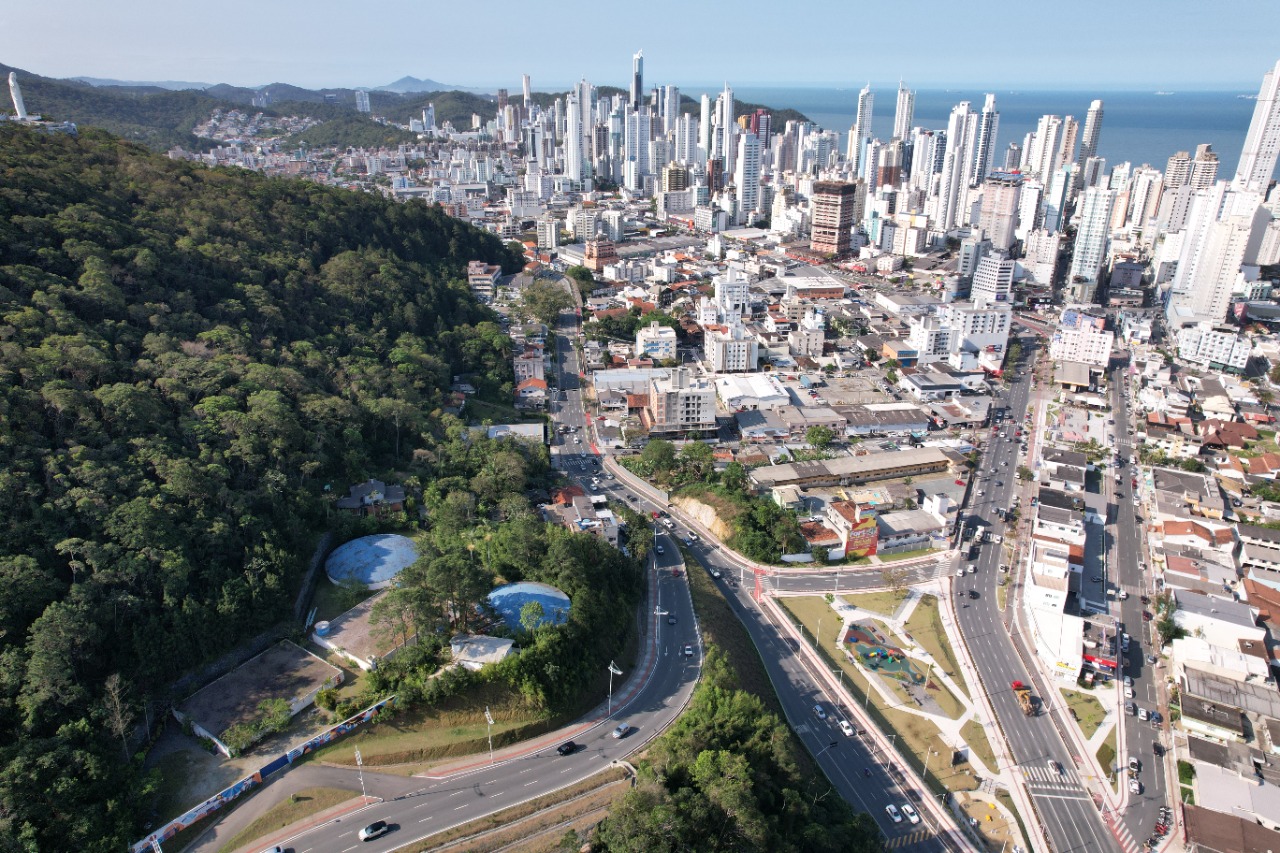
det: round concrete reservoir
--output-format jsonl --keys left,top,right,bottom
{"left": 488, "top": 582, "right": 572, "bottom": 629}
{"left": 325, "top": 534, "right": 418, "bottom": 590}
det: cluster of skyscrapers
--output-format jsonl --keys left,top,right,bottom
{"left": 484, "top": 53, "right": 1280, "bottom": 340}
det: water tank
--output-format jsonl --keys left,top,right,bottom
{"left": 314, "top": 620, "right": 331, "bottom": 636}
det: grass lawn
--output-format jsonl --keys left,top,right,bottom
{"left": 217, "top": 787, "right": 359, "bottom": 853}
{"left": 1061, "top": 688, "right": 1107, "bottom": 740}
{"left": 878, "top": 547, "right": 935, "bottom": 562}
{"left": 841, "top": 589, "right": 909, "bottom": 617}
{"left": 903, "top": 594, "right": 970, "bottom": 700}
{"left": 1097, "top": 728, "right": 1118, "bottom": 790}
{"left": 466, "top": 396, "right": 546, "bottom": 425}
{"left": 780, "top": 597, "right": 979, "bottom": 796}
{"left": 960, "top": 719, "right": 997, "bottom": 771}
{"left": 310, "top": 577, "right": 376, "bottom": 624}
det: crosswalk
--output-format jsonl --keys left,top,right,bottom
{"left": 883, "top": 827, "right": 934, "bottom": 849}
{"left": 1020, "top": 764, "right": 1088, "bottom": 793}
{"left": 1103, "top": 806, "right": 1144, "bottom": 853}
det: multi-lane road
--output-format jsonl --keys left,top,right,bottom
{"left": 954, "top": 333, "right": 1123, "bottom": 853}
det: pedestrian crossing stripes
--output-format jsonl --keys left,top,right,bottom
{"left": 883, "top": 828, "right": 933, "bottom": 849}
{"left": 1020, "top": 764, "right": 1085, "bottom": 791}
{"left": 1103, "top": 807, "right": 1144, "bottom": 853}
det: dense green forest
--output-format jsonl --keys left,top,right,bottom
{"left": 595, "top": 650, "right": 881, "bottom": 852}
{"left": 0, "top": 124, "right": 522, "bottom": 849}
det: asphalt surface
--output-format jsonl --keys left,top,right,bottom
{"left": 953, "top": 334, "right": 1122, "bottom": 853}
{"left": 1106, "top": 352, "right": 1173, "bottom": 849}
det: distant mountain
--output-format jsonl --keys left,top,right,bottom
{"left": 70, "top": 76, "right": 214, "bottom": 91}
{"left": 377, "top": 75, "right": 490, "bottom": 94}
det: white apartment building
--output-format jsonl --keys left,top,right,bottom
{"left": 971, "top": 253, "right": 1015, "bottom": 307}
{"left": 943, "top": 301, "right": 1011, "bottom": 368}
{"left": 705, "top": 318, "right": 760, "bottom": 372}
{"left": 1021, "top": 229, "right": 1061, "bottom": 285}
{"left": 1065, "top": 186, "right": 1115, "bottom": 303}
{"left": 1176, "top": 323, "right": 1252, "bottom": 371}
{"left": 635, "top": 321, "right": 677, "bottom": 362}
{"left": 906, "top": 315, "right": 954, "bottom": 365}
{"left": 646, "top": 368, "right": 716, "bottom": 434}
{"left": 713, "top": 264, "right": 751, "bottom": 319}
{"left": 788, "top": 309, "right": 826, "bottom": 358}
{"left": 1048, "top": 325, "right": 1115, "bottom": 367}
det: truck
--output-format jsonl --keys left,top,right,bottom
{"left": 1012, "top": 680, "right": 1036, "bottom": 716}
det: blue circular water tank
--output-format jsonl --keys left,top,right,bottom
{"left": 314, "top": 620, "right": 331, "bottom": 636}
{"left": 325, "top": 534, "right": 418, "bottom": 590}
{"left": 487, "top": 582, "right": 572, "bottom": 629}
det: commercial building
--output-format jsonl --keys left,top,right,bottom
{"left": 747, "top": 447, "right": 950, "bottom": 491}
{"left": 1176, "top": 323, "right": 1252, "bottom": 372}
{"left": 1048, "top": 325, "right": 1114, "bottom": 367}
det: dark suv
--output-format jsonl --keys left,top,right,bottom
{"left": 556, "top": 741, "right": 577, "bottom": 756}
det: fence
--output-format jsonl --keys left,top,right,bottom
{"left": 130, "top": 694, "right": 396, "bottom": 853}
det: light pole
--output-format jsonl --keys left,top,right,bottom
{"left": 607, "top": 660, "right": 623, "bottom": 716}
{"left": 355, "top": 746, "right": 367, "bottom": 802}
{"left": 816, "top": 740, "right": 839, "bottom": 760}
{"left": 484, "top": 706, "right": 495, "bottom": 765}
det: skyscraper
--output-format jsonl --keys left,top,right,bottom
{"left": 894, "top": 81, "right": 915, "bottom": 140}
{"left": 1066, "top": 186, "right": 1116, "bottom": 303}
{"left": 848, "top": 83, "right": 874, "bottom": 172}
{"left": 522, "top": 74, "right": 531, "bottom": 108}
{"left": 7, "top": 73, "right": 27, "bottom": 121}
{"left": 698, "top": 94, "right": 712, "bottom": 165}
{"left": 810, "top": 181, "right": 859, "bottom": 256}
{"left": 355, "top": 90, "right": 371, "bottom": 113}
{"left": 1235, "top": 59, "right": 1280, "bottom": 194}
{"left": 1077, "top": 99, "right": 1104, "bottom": 181}
{"left": 734, "top": 132, "right": 762, "bottom": 223}
{"left": 564, "top": 95, "right": 584, "bottom": 182}
{"left": 969, "top": 94, "right": 999, "bottom": 187}
{"left": 630, "top": 50, "right": 644, "bottom": 111}
{"left": 977, "top": 172, "right": 1022, "bottom": 251}
{"left": 1166, "top": 182, "right": 1270, "bottom": 326}
{"left": 936, "top": 101, "right": 974, "bottom": 231}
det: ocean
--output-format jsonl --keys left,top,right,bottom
{"left": 731, "top": 86, "right": 1259, "bottom": 177}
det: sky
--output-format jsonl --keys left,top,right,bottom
{"left": 3, "top": 0, "right": 1280, "bottom": 92}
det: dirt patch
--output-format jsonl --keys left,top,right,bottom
{"left": 671, "top": 496, "right": 734, "bottom": 541}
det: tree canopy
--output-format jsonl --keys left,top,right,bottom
{"left": 0, "top": 124, "right": 521, "bottom": 849}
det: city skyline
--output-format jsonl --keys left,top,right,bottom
{"left": 3, "top": 0, "right": 1279, "bottom": 92}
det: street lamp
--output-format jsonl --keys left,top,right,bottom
{"left": 607, "top": 660, "right": 623, "bottom": 716}
{"left": 484, "top": 706, "right": 495, "bottom": 765}
{"left": 355, "top": 746, "right": 367, "bottom": 802}
{"left": 816, "top": 740, "right": 839, "bottom": 760}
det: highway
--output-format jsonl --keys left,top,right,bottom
{"left": 953, "top": 332, "right": 1122, "bottom": 853}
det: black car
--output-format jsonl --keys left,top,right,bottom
{"left": 556, "top": 740, "right": 577, "bottom": 756}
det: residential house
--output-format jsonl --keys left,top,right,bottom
{"left": 335, "top": 479, "right": 406, "bottom": 515}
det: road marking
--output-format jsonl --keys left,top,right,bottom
{"left": 524, "top": 780, "right": 538, "bottom": 786}
{"left": 454, "top": 804, "right": 468, "bottom": 811}
{"left": 343, "top": 847, "right": 357, "bottom": 852}
{"left": 419, "top": 816, "right": 433, "bottom": 823}
{"left": 338, "top": 831, "right": 353, "bottom": 838}
{"left": 560, "top": 767, "right": 573, "bottom": 773}
{"left": 518, "top": 767, "right": 533, "bottom": 774}
{"left": 449, "top": 790, "right": 465, "bottom": 797}
{"left": 1028, "top": 791, "right": 1093, "bottom": 801}
{"left": 414, "top": 800, "right": 432, "bottom": 809}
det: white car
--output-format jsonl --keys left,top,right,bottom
{"left": 885, "top": 803, "right": 903, "bottom": 823}
{"left": 968, "top": 564, "right": 977, "bottom": 574}
{"left": 1129, "top": 778, "right": 1142, "bottom": 795}
{"left": 839, "top": 719, "right": 855, "bottom": 737}
{"left": 900, "top": 803, "right": 921, "bottom": 825}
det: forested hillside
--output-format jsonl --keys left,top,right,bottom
{"left": 0, "top": 124, "right": 521, "bottom": 849}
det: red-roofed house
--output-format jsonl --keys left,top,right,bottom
{"left": 516, "top": 377, "right": 548, "bottom": 406}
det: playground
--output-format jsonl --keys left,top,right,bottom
{"left": 843, "top": 623, "right": 925, "bottom": 685}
